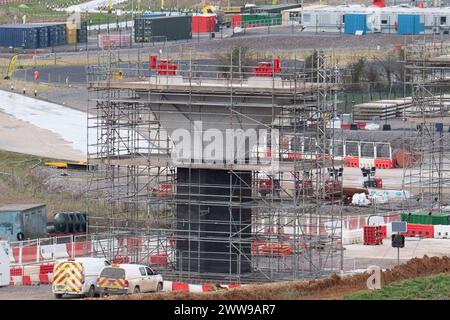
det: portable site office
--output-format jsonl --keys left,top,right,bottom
{"left": 284, "top": 4, "right": 450, "bottom": 35}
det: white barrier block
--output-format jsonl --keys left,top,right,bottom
{"left": 23, "top": 265, "right": 40, "bottom": 276}
{"left": 342, "top": 228, "right": 364, "bottom": 245}
{"left": 40, "top": 244, "right": 69, "bottom": 260}
{"left": 434, "top": 225, "right": 450, "bottom": 239}
{"left": 188, "top": 284, "right": 204, "bottom": 293}
{"left": 10, "top": 276, "right": 22, "bottom": 286}
{"left": 163, "top": 280, "right": 172, "bottom": 292}
{"left": 30, "top": 274, "right": 40, "bottom": 283}
{"left": 359, "top": 158, "right": 375, "bottom": 169}
{"left": 385, "top": 223, "right": 392, "bottom": 238}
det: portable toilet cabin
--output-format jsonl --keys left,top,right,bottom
{"left": 344, "top": 13, "right": 369, "bottom": 34}
{"left": 397, "top": 14, "right": 424, "bottom": 35}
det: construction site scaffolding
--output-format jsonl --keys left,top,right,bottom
{"left": 85, "top": 46, "right": 344, "bottom": 283}
{"left": 402, "top": 37, "right": 450, "bottom": 213}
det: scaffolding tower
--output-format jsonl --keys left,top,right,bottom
{"left": 86, "top": 48, "right": 344, "bottom": 283}
{"left": 402, "top": 38, "right": 450, "bottom": 213}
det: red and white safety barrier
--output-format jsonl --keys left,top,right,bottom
{"left": 9, "top": 241, "right": 93, "bottom": 264}
{"left": 343, "top": 157, "right": 394, "bottom": 169}
{"left": 9, "top": 262, "right": 54, "bottom": 286}
{"left": 162, "top": 281, "right": 241, "bottom": 293}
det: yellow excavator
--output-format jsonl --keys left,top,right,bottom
{"left": 202, "top": 5, "right": 216, "bottom": 14}
{"left": 201, "top": 4, "right": 225, "bottom": 25}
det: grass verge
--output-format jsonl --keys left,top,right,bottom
{"left": 0, "top": 150, "right": 106, "bottom": 220}
{"left": 345, "top": 273, "right": 450, "bottom": 300}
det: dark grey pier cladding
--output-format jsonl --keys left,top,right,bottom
{"left": 176, "top": 168, "right": 252, "bottom": 274}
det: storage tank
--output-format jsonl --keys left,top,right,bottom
{"left": 53, "top": 212, "right": 87, "bottom": 233}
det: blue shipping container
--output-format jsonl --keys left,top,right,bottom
{"left": 344, "top": 14, "right": 368, "bottom": 35}
{"left": 0, "top": 23, "right": 68, "bottom": 49}
{"left": 397, "top": 14, "right": 424, "bottom": 35}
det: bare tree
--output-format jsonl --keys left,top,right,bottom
{"left": 215, "top": 44, "right": 254, "bottom": 78}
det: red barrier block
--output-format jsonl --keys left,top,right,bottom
{"left": 172, "top": 283, "right": 189, "bottom": 292}
{"left": 344, "top": 157, "right": 360, "bottom": 168}
{"left": 202, "top": 284, "right": 213, "bottom": 292}
{"left": 228, "top": 284, "right": 240, "bottom": 289}
{"left": 22, "top": 276, "right": 31, "bottom": 285}
{"left": 39, "top": 263, "right": 54, "bottom": 274}
{"left": 374, "top": 158, "right": 393, "bottom": 169}
{"left": 10, "top": 267, "right": 23, "bottom": 276}
{"left": 364, "top": 226, "right": 383, "bottom": 245}
{"left": 406, "top": 223, "right": 434, "bottom": 238}
{"left": 380, "top": 225, "right": 387, "bottom": 238}
{"left": 39, "top": 274, "right": 50, "bottom": 284}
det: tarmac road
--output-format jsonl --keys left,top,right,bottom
{"left": 0, "top": 285, "right": 82, "bottom": 300}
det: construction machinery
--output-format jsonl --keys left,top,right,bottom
{"left": 202, "top": 5, "right": 225, "bottom": 25}
{"left": 361, "top": 167, "right": 383, "bottom": 189}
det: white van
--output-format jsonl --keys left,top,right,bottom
{"left": 97, "top": 264, "right": 163, "bottom": 296}
{"left": 52, "top": 257, "right": 110, "bottom": 298}
{"left": 0, "top": 241, "right": 10, "bottom": 287}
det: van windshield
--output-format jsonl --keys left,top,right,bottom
{"left": 100, "top": 267, "right": 125, "bottom": 279}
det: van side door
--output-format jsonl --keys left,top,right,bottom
{"left": 145, "top": 267, "right": 157, "bottom": 291}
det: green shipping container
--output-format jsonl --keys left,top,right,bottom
{"left": 240, "top": 13, "right": 281, "bottom": 28}
{"left": 401, "top": 212, "right": 450, "bottom": 225}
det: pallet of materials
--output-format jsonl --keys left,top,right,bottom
{"left": 353, "top": 102, "right": 398, "bottom": 120}
{"left": 403, "top": 94, "right": 450, "bottom": 117}
{"left": 353, "top": 97, "right": 414, "bottom": 120}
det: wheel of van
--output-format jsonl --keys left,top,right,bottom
{"left": 133, "top": 286, "right": 140, "bottom": 294}
{"left": 54, "top": 293, "right": 63, "bottom": 299}
{"left": 87, "top": 285, "right": 95, "bottom": 298}
{"left": 157, "top": 283, "right": 163, "bottom": 292}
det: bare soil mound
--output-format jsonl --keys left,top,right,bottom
{"left": 107, "top": 255, "right": 450, "bottom": 300}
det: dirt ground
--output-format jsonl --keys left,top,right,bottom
{"left": 107, "top": 255, "right": 450, "bottom": 300}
